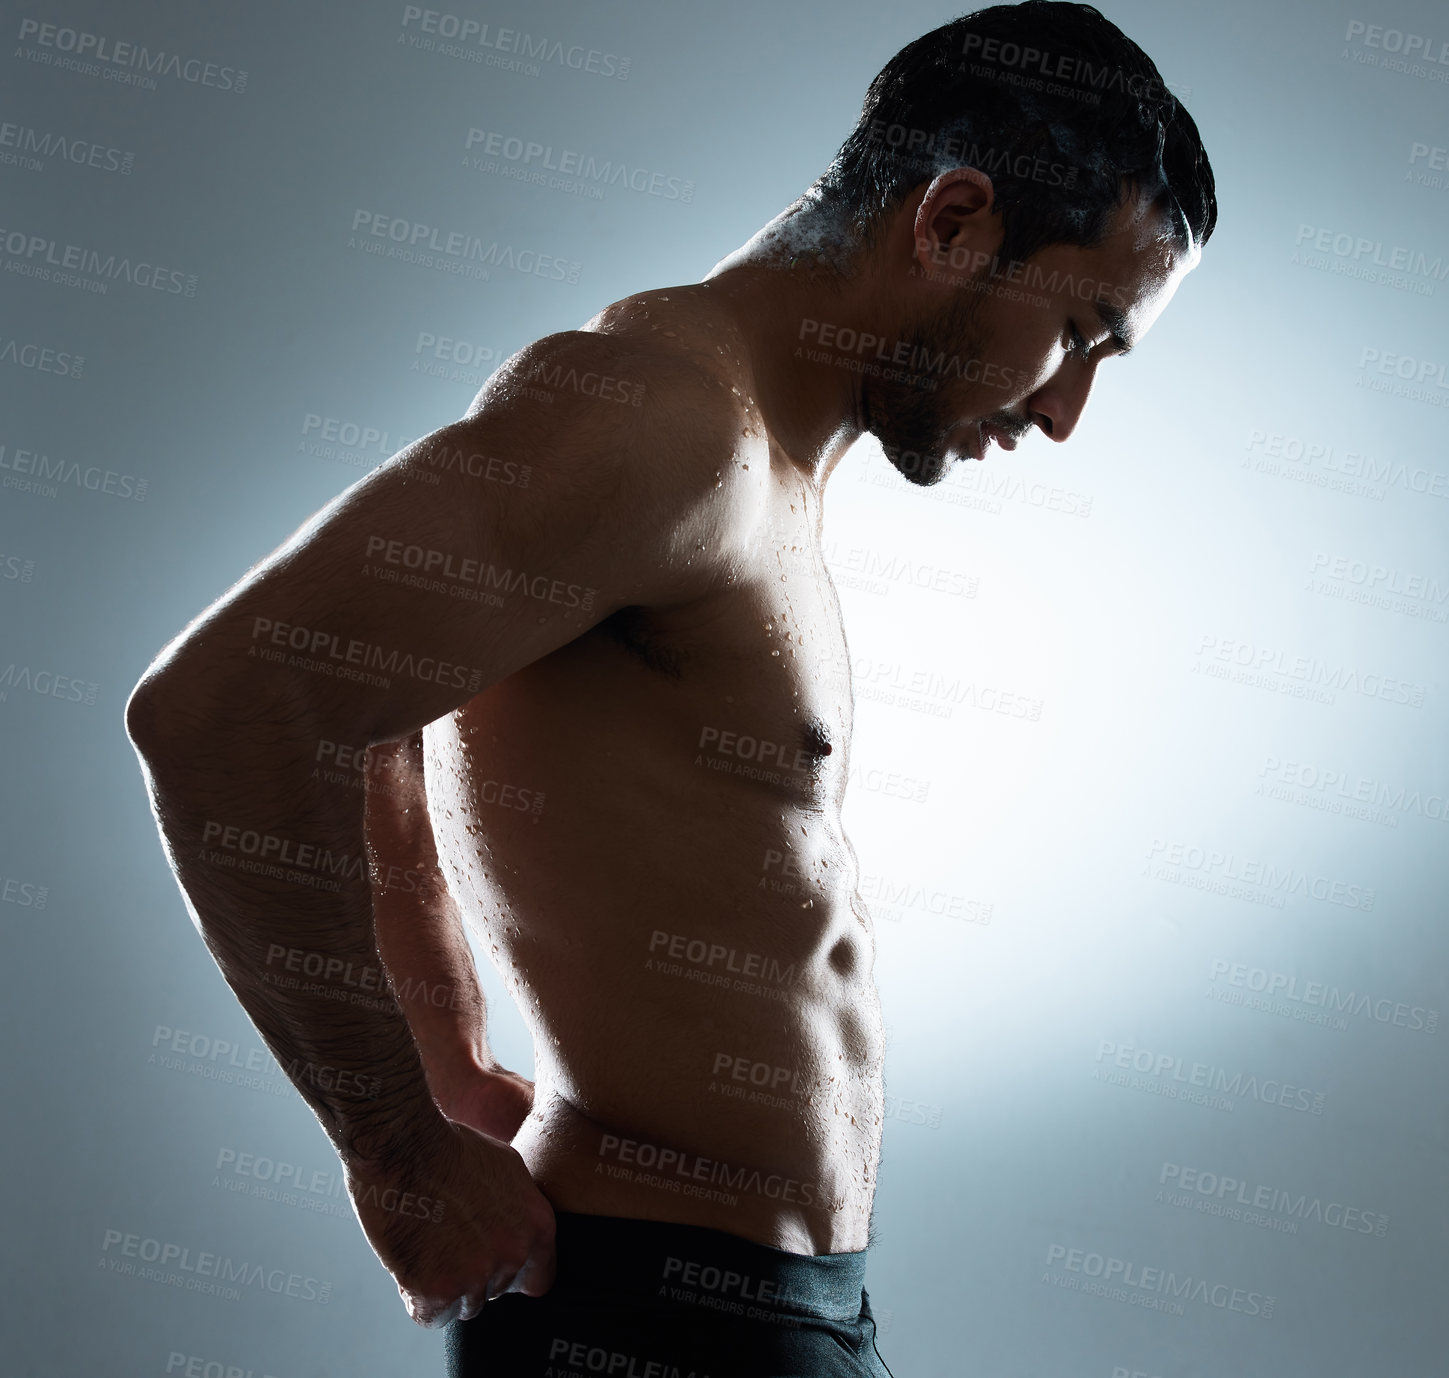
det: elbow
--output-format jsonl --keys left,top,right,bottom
{"left": 124, "top": 670, "right": 174, "bottom": 763}
{"left": 124, "top": 665, "right": 209, "bottom": 771}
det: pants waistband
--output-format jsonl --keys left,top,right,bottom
{"left": 550, "top": 1211, "right": 869, "bottom": 1325}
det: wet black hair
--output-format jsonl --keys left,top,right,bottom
{"left": 811, "top": 1, "right": 1216, "bottom": 267}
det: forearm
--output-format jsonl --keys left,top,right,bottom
{"left": 135, "top": 722, "right": 448, "bottom": 1173}
{"left": 372, "top": 872, "right": 494, "bottom": 1093}
{"left": 362, "top": 734, "right": 494, "bottom": 1090}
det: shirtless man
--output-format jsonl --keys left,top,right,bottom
{"left": 126, "top": 4, "right": 1215, "bottom": 1373}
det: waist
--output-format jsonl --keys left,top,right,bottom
{"left": 547, "top": 1210, "right": 869, "bottom": 1324}
{"left": 514, "top": 1088, "right": 879, "bottom": 1254}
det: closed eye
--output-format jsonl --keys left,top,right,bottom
{"left": 1065, "top": 322, "right": 1093, "bottom": 362}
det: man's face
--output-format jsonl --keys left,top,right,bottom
{"left": 868, "top": 184, "right": 1198, "bottom": 485}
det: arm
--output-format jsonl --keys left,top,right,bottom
{"left": 125, "top": 332, "right": 744, "bottom": 1321}
{"left": 364, "top": 731, "right": 534, "bottom": 1142}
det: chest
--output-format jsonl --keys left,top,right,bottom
{"left": 563, "top": 484, "right": 853, "bottom": 799}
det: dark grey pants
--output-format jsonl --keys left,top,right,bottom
{"left": 444, "top": 1210, "right": 896, "bottom": 1377}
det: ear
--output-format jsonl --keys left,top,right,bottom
{"left": 911, "top": 167, "right": 999, "bottom": 280}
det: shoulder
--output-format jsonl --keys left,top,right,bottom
{"left": 445, "top": 316, "right": 767, "bottom": 605}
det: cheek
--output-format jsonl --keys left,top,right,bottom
{"left": 978, "top": 308, "right": 1060, "bottom": 397}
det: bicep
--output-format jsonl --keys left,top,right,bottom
{"left": 134, "top": 336, "right": 719, "bottom": 752}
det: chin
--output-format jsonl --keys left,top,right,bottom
{"left": 878, "top": 436, "right": 954, "bottom": 487}
{"left": 893, "top": 452, "right": 953, "bottom": 486}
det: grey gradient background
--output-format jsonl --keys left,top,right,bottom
{"left": 2, "top": 1, "right": 1447, "bottom": 1375}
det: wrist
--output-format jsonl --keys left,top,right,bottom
{"left": 337, "top": 1097, "right": 454, "bottom": 1178}
{"left": 429, "top": 1062, "right": 536, "bottom": 1143}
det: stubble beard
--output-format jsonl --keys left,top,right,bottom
{"left": 867, "top": 284, "right": 992, "bottom": 487}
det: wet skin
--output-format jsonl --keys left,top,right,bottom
{"left": 128, "top": 172, "right": 1195, "bottom": 1321}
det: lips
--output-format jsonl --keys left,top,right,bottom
{"left": 963, "top": 425, "right": 984, "bottom": 461}
{"left": 983, "top": 423, "right": 1018, "bottom": 453}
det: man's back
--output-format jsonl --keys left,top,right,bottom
{"left": 373, "top": 287, "right": 886, "bottom": 1257}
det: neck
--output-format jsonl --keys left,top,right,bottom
{"left": 699, "top": 200, "right": 890, "bottom": 493}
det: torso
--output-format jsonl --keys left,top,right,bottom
{"left": 423, "top": 286, "right": 884, "bottom": 1256}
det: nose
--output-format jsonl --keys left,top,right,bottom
{"left": 1027, "top": 361, "right": 1097, "bottom": 443}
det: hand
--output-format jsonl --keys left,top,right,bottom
{"left": 434, "top": 1062, "right": 536, "bottom": 1144}
{"left": 345, "top": 1116, "right": 557, "bottom": 1326}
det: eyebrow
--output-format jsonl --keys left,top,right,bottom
{"left": 1089, "top": 298, "right": 1134, "bottom": 355}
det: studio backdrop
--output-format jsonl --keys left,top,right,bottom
{"left": 2, "top": 1, "right": 1446, "bottom": 1375}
